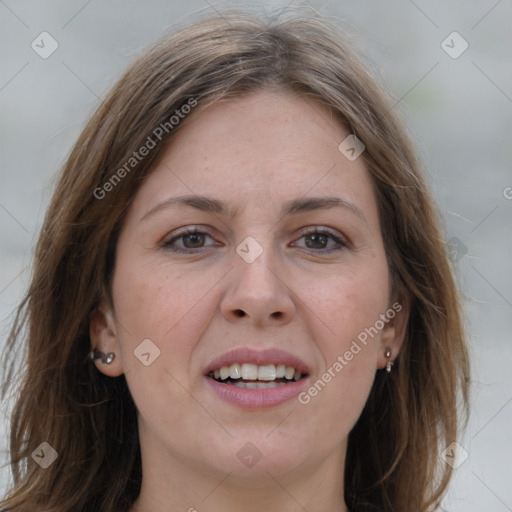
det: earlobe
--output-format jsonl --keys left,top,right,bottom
{"left": 89, "top": 302, "right": 124, "bottom": 377}
{"left": 88, "top": 349, "right": 116, "bottom": 365}
{"left": 377, "top": 298, "right": 410, "bottom": 371}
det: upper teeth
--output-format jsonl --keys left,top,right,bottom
{"left": 212, "top": 363, "right": 302, "bottom": 381}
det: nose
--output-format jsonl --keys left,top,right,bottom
{"left": 220, "top": 241, "right": 296, "bottom": 328}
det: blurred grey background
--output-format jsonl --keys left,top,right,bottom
{"left": 0, "top": 0, "right": 511, "bottom": 509}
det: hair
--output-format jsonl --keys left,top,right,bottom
{"left": 0, "top": 7, "right": 470, "bottom": 512}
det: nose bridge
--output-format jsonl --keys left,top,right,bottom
{"left": 220, "top": 233, "right": 295, "bottom": 324}
{"left": 234, "top": 234, "right": 282, "bottom": 296}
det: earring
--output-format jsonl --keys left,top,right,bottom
{"left": 385, "top": 347, "right": 394, "bottom": 373}
{"left": 88, "top": 349, "right": 115, "bottom": 365}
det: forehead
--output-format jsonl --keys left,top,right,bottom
{"left": 126, "top": 89, "right": 379, "bottom": 227}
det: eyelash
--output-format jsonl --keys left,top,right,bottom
{"left": 161, "top": 226, "right": 349, "bottom": 254}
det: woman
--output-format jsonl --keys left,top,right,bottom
{"left": 0, "top": 8, "right": 470, "bottom": 512}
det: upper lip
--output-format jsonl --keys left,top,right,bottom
{"left": 204, "top": 347, "right": 310, "bottom": 375}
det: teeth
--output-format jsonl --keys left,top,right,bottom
{"left": 229, "top": 363, "right": 241, "bottom": 379}
{"left": 233, "top": 381, "right": 283, "bottom": 389}
{"left": 240, "top": 363, "right": 258, "bottom": 380}
{"left": 284, "top": 366, "right": 295, "bottom": 380}
{"left": 275, "top": 364, "right": 286, "bottom": 378}
{"left": 258, "top": 364, "right": 276, "bottom": 381}
{"left": 211, "top": 363, "right": 304, "bottom": 382}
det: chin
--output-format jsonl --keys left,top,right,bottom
{"left": 203, "top": 434, "right": 310, "bottom": 479}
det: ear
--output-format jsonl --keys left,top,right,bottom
{"left": 89, "top": 301, "right": 124, "bottom": 377}
{"left": 376, "top": 295, "right": 410, "bottom": 370}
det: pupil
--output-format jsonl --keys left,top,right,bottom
{"left": 306, "top": 233, "right": 327, "bottom": 249}
{"left": 184, "top": 233, "right": 204, "bottom": 248}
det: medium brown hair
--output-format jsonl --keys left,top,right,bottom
{"left": 1, "top": 7, "right": 470, "bottom": 512}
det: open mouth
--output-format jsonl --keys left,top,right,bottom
{"left": 207, "top": 363, "right": 307, "bottom": 389}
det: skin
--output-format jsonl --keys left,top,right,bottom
{"left": 90, "top": 89, "right": 408, "bottom": 512}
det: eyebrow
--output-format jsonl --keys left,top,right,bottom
{"left": 140, "top": 194, "right": 367, "bottom": 224}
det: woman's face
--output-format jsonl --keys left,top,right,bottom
{"left": 92, "top": 90, "right": 406, "bottom": 489}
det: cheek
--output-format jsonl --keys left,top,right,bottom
{"left": 298, "top": 257, "right": 389, "bottom": 408}
{"left": 304, "top": 359, "right": 375, "bottom": 441}
{"left": 110, "top": 260, "right": 210, "bottom": 427}
{"left": 113, "top": 255, "right": 189, "bottom": 338}
{"left": 302, "top": 258, "right": 389, "bottom": 346}
{"left": 111, "top": 255, "right": 222, "bottom": 375}
{"left": 298, "top": 277, "right": 384, "bottom": 431}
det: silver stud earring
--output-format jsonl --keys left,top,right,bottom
{"left": 384, "top": 347, "right": 393, "bottom": 373}
{"left": 89, "top": 349, "right": 115, "bottom": 365}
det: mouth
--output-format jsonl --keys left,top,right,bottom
{"left": 203, "top": 348, "right": 310, "bottom": 408}
{"left": 207, "top": 363, "right": 307, "bottom": 389}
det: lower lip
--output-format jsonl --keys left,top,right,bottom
{"left": 205, "top": 376, "right": 308, "bottom": 409}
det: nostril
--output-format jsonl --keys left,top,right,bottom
{"left": 235, "top": 309, "right": 245, "bottom": 317}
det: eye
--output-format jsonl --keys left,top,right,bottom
{"left": 162, "top": 227, "right": 218, "bottom": 253}
{"left": 292, "top": 228, "right": 348, "bottom": 252}
{"left": 161, "top": 226, "right": 348, "bottom": 254}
